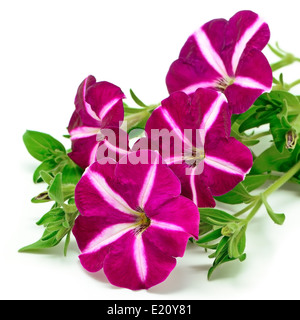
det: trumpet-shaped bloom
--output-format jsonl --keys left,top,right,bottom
{"left": 144, "top": 89, "right": 253, "bottom": 207}
{"left": 68, "top": 75, "right": 129, "bottom": 169}
{"left": 73, "top": 150, "right": 199, "bottom": 290}
{"left": 166, "top": 10, "right": 272, "bottom": 114}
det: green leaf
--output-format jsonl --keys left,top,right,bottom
{"left": 18, "top": 237, "right": 60, "bottom": 252}
{"left": 200, "top": 208, "right": 239, "bottom": 225}
{"left": 61, "top": 162, "right": 83, "bottom": 185}
{"left": 207, "top": 237, "right": 232, "bottom": 279}
{"left": 33, "top": 158, "right": 57, "bottom": 183}
{"left": 214, "top": 183, "right": 254, "bottom": 204}
{"left": 64, "top": 231, "right": 71, "bottom": 256}
{"left": 40, "top": 171, "right": 54, "bottom": 185}
{"left": 36, "top": 208, "right": 64, "bottom": 226}
{"left": 237, "top": 104, "right": 280, "bottom": 133}
{"left": 196, "top": 228, "right": 223, "bottom": 245}
{"left": 251, "top": 144, "right": 300, "bottom": 175}
{"left": 23, "top": 130, "right": 66, "bottom": 161}
{"left": 228, "top": 225, "right": 247, "bottom": 259}
{"left": 234, "top": 91, "right": 300, "bottom": 136}
{"left": 269, "top": 90, "right": 300, "bottom": 110}
{"left": 129, "top": 89, "right": 148, "bottom": 107}
{"left": 242, "top": 174, "right": 270, "bottom": 192}
{"left": 207, "top": 235, "right": 247, "bottom": 280}
{"left": 261, "top": 194, "right": 285, "bottom": 225}
{"left": 123, "top": 102, "right": 145, "bottom": 114}
{"left": 48, "top": 173, "right": 64, "bottom": 205}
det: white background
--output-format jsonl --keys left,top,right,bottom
{"left": 1, "top": 0, "right": 300, "bottom": 300}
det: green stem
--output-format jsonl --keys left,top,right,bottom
{"left": 244, "top": 199, "right": 262, "bottom": 224}
{"left": 235, "top": 161, "right": 300, "bottom": 223}
{"left": 287, "top": 78, "right": 300, "bottom": 90}
{"left": 249, "top": 130, "right": 271, "bottom": 140}
{"left": 234, "top": 201, "right": 257, "bottom": 217}
{"left": 271, "top": 55, "right": 300, "bottom": 72}
{"left": 122, "top": 104, "right": 159, "bottom": 131}
{"left": 263, "top": 160, "right": 300, "bottom": 197}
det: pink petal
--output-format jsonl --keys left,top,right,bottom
{"left": 226, "top": 10, "right": 270, "bottom": 74}
{"left": 115, "top": 150, "right": 181, "bottom": 212}
{"left": 85, "top": 81, "right": 125, "bottom": 128}
{"left": 68, "top": 134, "right": 100, "bottom": 169}
{"left": 225, "top": 48, "right": 272, "bottom": 113}
{"left": 169, "top": 162, "right": 216, "bottom": 208}
{"left": 166, "top": 58, "right": 218, "bottom": 96}
{"left": 75, "top": 161, "right": 137, "bottom": 217}
{"left": 74, "top": 75, "right": 100, "bottom": 127}
{"left": 103, "top": 231, "right": 177, "bottom": 290}
{"left": 73, "top": 216, "right": 135, "bottom": 272}
{"left": 144, "top": 195, "right": 200, "bottom": 257}
{"left": 203, "top": 137, "right": 253, "bottom": 195}
{"left": 192, "top": 88, "right": 231, "bottom": 143}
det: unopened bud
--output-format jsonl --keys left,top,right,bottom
{"left": 285, "top": 129, "right": 298, "bottom": 150}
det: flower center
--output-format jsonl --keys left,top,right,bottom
{"left": 134, "top": 207, "right": 151, "bottom": 235}
{"left": 215, "top": 76, "right": 235, "bottom": 92}
{"left": 184, "top": 147, "right": 205, "bottom": 168}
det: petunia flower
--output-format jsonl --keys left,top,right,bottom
{"left": 67, "top": 75, "right": 129, "bottom": 169}
{"left": 143, "top": 88, "right": 253, "bottom": 207}
{"left": 73, "top": 149, "right": 199, "bottom": 290}
{"left": 166, "top": 10, "right": 273, "bottom": 114}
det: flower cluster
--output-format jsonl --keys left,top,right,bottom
{"left": 64, "top": 10, "right": 272, "bottom": 290}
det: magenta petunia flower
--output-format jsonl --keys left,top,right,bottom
{"left": 143, "top": 89, "right": 253, "bottom": 207}
{"left": 68, "top": 75, "right": 129, "bottom": 169}
{"left": 73, "top": 150, "right": 199, "bottom": 290}
{"left": 166, "top": 10, "right": 273, "bottom": 114}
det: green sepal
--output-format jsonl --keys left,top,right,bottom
{"left": 48, "top": 173, "right": 64, "bottom": 205}
{"left": 129, "top": 89, "right": 148, "bottom": 107}
{"left": 39, "top": 171, "right": 54, "bottom": 185}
